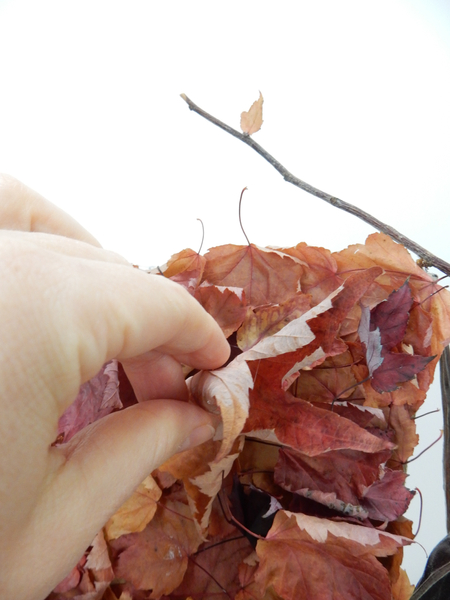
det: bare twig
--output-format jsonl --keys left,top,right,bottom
{"left": 181, "top": 93, "right": 450, "bottom": 278}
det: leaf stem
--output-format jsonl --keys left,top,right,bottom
{"left": 405, "top": 430, "right": 443, "bottom": 464}
{"left": 194, "top": 535, "right": 246, "bottom": 556}
{"left": 413, "top": 488, "right": 424, "bottom": 538}
{"left": 239, "top": 187, "right": 250, "bottom": 246}
{"left": 412, "top": 408, "right": 440, "bottom": 420}
{"left": 188, "top": 555, "right": 232, "bottom": 598}
{"left": 180, "top": 93, "right": 450, "bottom": 277}
{"left": 197, "top": 218, "right": 205, "bottom": 255}
{"left": 332, "top": 375, "right": 372, "bottom": 408}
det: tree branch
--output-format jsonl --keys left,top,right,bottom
{"left": 181, "top": 93, "right": 450, "bottom": 278}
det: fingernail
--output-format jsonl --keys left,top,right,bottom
{"left": 177, "top": 423, "right": 216, "bottom": 453}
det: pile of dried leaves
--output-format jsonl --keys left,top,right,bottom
{"left": 48, "top": 233, "right": 450, "bottom": 600}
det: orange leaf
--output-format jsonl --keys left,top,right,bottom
{"left": 104, "top": 475, "right": 162, "bottom": 541}
{"left": 391, "top": 568, "right": 414, "bottom": 600}
{"left": 157, "top": 248, "right": 206, "bottom": 293}
{"left": 240, "top": 92, "right": 264, "bottom": 135}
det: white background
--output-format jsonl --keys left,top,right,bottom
{"left": 0, "top": 0, "right": 449, "bottom": 587}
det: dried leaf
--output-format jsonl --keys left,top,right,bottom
{"left": 359, "top": 283, "right": 436, "bottom": 393}
{"left": 240, "top": 92, "right": 264, "bottom": 135}
{"left": 104, "top": 475, "right": 162, "bottom": 541}
{"left": 254, "top": 511, "right": 410, "bottom": 600}
{"left": 391, "top": 568, "right": 414, "bottom": 600}
{"left": 282, "top": 242, "right": 343, "bottom": 306}
{"left": 171, "top": 533, "right": 253, "bottom": 599}
{"left": 274, "top": 446, "right": 391, "bottom": 518}
{"left": 48, "top": 231, "right": 450, "bottom": 600}
{"left": 194, "top": 284, "right": 247, "bottom": 338}
{"left": 57, "top": 361, "right": 121, "bottom": 443}
{"left": 160, "top": 437, "right": 244, "bottom": 532}
{"left": 111, "top": 500, "right": 203, "bottom": 597}
{"left": 237, "top": 293, "right": 311, "bottom": 351}
{"left": 203, "top": 243, "right": 303, "bottom": 307}
{"left": 388, "top": 404, "right": 419, "bottom": 464}
{"left": 157, "top": 248, "right": 206, "bottom": 294}
{"left": 361, "top": 469, "right": 415, "bottom": 522}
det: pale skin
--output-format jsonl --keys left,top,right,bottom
{"left": 0, "top": 175, "right": 230, "bottom": 600}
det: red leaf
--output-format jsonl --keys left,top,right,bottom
{"left": 370, "top": 281, "right": 413, "bottom": 350}
{"left": 359, "top": 283, "right": 436, "bottom": 392}
{"left": 371, "top": 351, "right": 435, "bottom": 393}
{"left": 274, "top": 447, "right": 392, "bottom": 518}
{"left": 57, "top": 361, "right": 121, "bottom": 442}
{"left": 245, "top": 391, "right": 394, "bottom": 456}
{"left": 361, "top": 469, "right": 415, "bottom": 522}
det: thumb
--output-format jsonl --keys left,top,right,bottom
{"left": 19, "top": 401, "right": 215, "bottom": 600}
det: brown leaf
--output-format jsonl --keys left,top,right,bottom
{"left": 335, "top": 233, "right": 429, "bottom": 289}
{"left": 203, "top": 243, "right": 303, "bottom": 307}
{"left": 171, "top": 533, "right": 253, "bottom": 599}
{"left": 240, "top": 92, "right": 264, "bottom": 135}
{"left": 254, "top": 511, "right": 410, "bottom": 600}
{"left": 388, "top": 404, "right": 419, "bottom": 464}
{"left": 160, "top": 437, "right": 244, "bottom": 532}
{"left": 282, "top": 242, "right": 343, "bottom": 306}
{"left": 194, "top": 284, "right": 247, "bottom": 338}
{"left": 111, "top": 500, "right": 203, "bottom": 597}
{"left": 290, "top": 353, "right": 359, "bottom": 404}
{"left": 237, "top": 293, "right": 311, "bottom": 351}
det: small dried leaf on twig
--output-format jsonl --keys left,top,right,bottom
{"left": 240, "top": 92, "right": 264, "bottom": 135}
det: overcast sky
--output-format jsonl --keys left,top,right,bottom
{"left": 1, "top": 0, "right": 449, "bottom": 586}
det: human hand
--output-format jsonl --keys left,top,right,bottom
{"left": 0, "top": 175, "right": 230, "bottom": 600}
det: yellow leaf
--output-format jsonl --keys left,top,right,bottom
{"left": 240, "top": 92, "right": 264, "bottom": 135}
{"left": 104, "top": 474, "right": 162, "bottom": 540}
